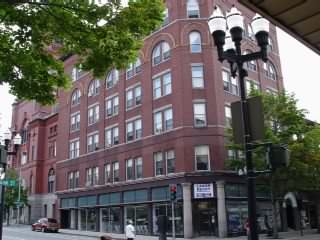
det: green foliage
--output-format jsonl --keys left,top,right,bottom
{"left": 0, "top": 0, "right": 164, "bottom": 104}
{"left": 4, "top": 168, "right": 28, "bottom": 209}
{"left": 226, "top": 90, "right": 320, "bottom": 194}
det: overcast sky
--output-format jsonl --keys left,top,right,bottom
{"left": 0, "top": 27, "right": 319, "bottom": 137}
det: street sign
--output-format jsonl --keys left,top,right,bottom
{"left": 0, "top": 179, "right": 16, "bottom": 187}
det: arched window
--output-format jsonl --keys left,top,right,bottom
{"left": 71, "top": 89, "right": 81, "bottom": 106}
{"left": 106, "top": 69, "right": 119, "bottom": 88}
{"left": 48, "top": 168, "right": 55, "bottom": 193}
{"left": 152, "top": 41, "right": 171, "bottom": 65}
{"left": 126, "top": 58, "right": 142, "bottom": 79}
{"left": 264, "top": 62, "right": 277, "bottom": 80}
{"left": 243, "top": 50, "right": 257, "bottom": 71}
{"left": 187, "top": 0, "right": 200, "bottom": 18}
{"left": 189, "top": 31, "right": 202, "bottom": 53}
{"left": 88, "top": 79, "right": 100, "bottom": 97}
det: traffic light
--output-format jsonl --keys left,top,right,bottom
{"left": 268, "top": 144, "right": 290, "bottom": 170}
{"left": 169, "top": 184, "right": 177, "bottom": 201}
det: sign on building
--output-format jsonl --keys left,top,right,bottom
{"left": 193, "top": 183, "right": 214, "bottom": 199}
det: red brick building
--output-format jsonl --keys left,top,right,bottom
{"left": 10, "top": 0, "right": 283, "bottom": 237}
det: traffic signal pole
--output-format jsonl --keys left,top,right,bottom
{"left": 171, "top": 200, "right": 175, "bottom": 240}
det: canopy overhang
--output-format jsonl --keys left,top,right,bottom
{"left": 239, "top": 0, "right": 320, "bottom": 55}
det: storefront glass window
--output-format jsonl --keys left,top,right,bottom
{"left": 125, "top": 205, "right": 149, "bottom": 235}
{"left": 101, "top": 207, "right": 121, "bottom": 233}
{"left": 226, "top": 201, "right": 248, "bottom": 235}
{"left": 152, "top": 203, "right": 183, "bottom": 236}
{"left": 79, "top": 208, "right": 97, "bottom": 231}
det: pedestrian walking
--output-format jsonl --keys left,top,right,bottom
{"left": 125, "top": 219, "right": 136, "bottom": 240}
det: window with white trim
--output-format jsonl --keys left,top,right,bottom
{"left": 246, "top": 80, "right": 260, "bottom": 95}
{"left": 106, "top": 95, "right": 119, "bottom": 117}
{"left": 71, "top": 66, "right": 84, "bottom": 81}
{"left": 70, "top": 112, "right": 80, "bottom": 132}
{"left": 104, "top": 164, "right": 111, "bottom": 184}
{"left": 193, "top": 102, "right": 207, "bottom": 127}
{"left": 195, "top": 145, "right": 210, "bottom": 171}
{"left": 192, "top": 65, "right": 204, "bottom": 88}
{"left": 166, "top": 150, "right": 175, "bottom": 174}
{"left": 153, "top": 107, "right": 173, "bottom": 134}
{"left": 106, "top": 69, "right": 119, "bottom": 89}
{"left": 126, "top": 85, "right": 142, "bottom": 109}
{"left": 126, "top": 159, "right": 134, "bottom": 180}
{"left": 135, "top": 157, "right": 143, "bottom": 179}
{"left": 263, "top": 62, "right": 277, "bottom": 80}
{"left": 126, "top": 58, "right": 142, "bottom": 79}
{"left": 222, "top": 70, "right": 239, "bottom": 95}
{"left": 126, "top": 118, "right": 142, "bottom": 142}
{"left": 85, "top": 167, "right": 99, "bottom": 186}
{"left": 71, "top": 89, "right": 81, "bottom": 106}
{"left": 153, "top": 72, "right": 172, "bottom": 99}
{"left": 243, "top": 51, "right": 257, "bottom": 71}
{"left": 189, "top": 31, "right": 202, "bottom": 53}
{"left": 67, "top": 171, "right": 79, "bottom": 189}
{"left": 69, "top": 139, "right": 80, "bottom": 159}
{"left": 88, "top": 79, "right": 100, "bottom": 97}
{"left": 152, "top": 41, "right": 171, "bottom": 66}
{"left": 87, "top": 132, "right": 99, "bottom": 153}
{"left": 112, "top": 161, "right": 119, "bottom": 182}
{"left": 154, "top": 152, "right": 164, "bottom": 176}
{"left": 88, "top": 104, "right": 99, "bottom": 125}
{"left": 105, "top": 126, "right": 119, "bottom": 148}
{"left": 187, "top": 0, "right": 200, "bottom": 18}
{"left": 225, "top": 105, "right": 232, "bottom": 128}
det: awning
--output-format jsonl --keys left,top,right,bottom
{"left": 239, "top": 0, "right": 320, "bottom": 55}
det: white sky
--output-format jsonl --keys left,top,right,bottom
{"left": 0, "top": 27, "right": 319, "bottom": 137}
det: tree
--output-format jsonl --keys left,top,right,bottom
{"left": 226, "top": 91, "right": 320, "bottom": 237}
{"left": 4, "top": 168, "right": 28, "bottom": 225}
{"left": 0, "top": 0, "right": 164, "bottom": 104}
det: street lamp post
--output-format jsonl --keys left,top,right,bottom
{"left": 0, "top": 132, "right": 22, "bottom": 240}
{"left": 208, "top": 6, "right": 270, "bottom": 240}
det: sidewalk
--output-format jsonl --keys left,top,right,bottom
{"left": 59, "top": 228, "right": 320, "bottom": 240}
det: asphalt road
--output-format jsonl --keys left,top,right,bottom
{"left": 3, "top": 226, "right": 96, "bottom": 240}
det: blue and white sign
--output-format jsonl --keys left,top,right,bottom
{"left": 194, "top": 183, "right": 214, "bottom": 199}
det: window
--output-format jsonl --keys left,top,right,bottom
{"left": 152, "top": 41, "right": 171, "bottom": 65}
{"left": 126, "top": 118, "right": 142, "bottom": 142}
{"left": 85, "top": 167, "right": 99, "bottom": 186}
{"left": 88, "top": 79, "right": 100, "bottom": 97}
{"left": 187, "top": 0, "right": 200, "bottom": 18}
{"left": 112, "top": 162, "right": 119, "bottom": 182}
{"left": 154, "top": 107, "right": 173, "bottom": 134}
{"left": 195, "top": 145, "right": 210, "bottom": 171}
{"left": 126, "top": 58, "right": 142, "bottom": 79}
{"left": 266, "top": 88, "right": 278, "bottom": 96}
{"left": 48, "top": 168, "right": 55, "bottom": 193}
{"left": 154, "top": 152, "right": 164, "bottom": 176}
{"left": 222, "top": 70, "right": 239, "bottom": 95}
{"left": 163, "top": 8, "right": 169, "bottom": 25}
{"left": 68, "top": 171, "right": 79, "bottom": 189}
{"left": 126, "top": 85, "right": 142, "bottom": 109}
{"left": 264, "top": 62, "right": 277, "bottom": 80}
{"left": 105, "top": 126, "right": 119, "bottom": 148}
{"left": 193, "top": 102, "right": 207, "bottom": 127}
{"left": 69, "top": 139, "right": 80, "bottom": 159}
{"left": 126, "top": 159, "right": 134, "bottom": 180}
{"left": 106, "top": 95, "right": 119, "bottom": 117}
{"left": 225, "top": 105, "right": 232, "bottom": 128}
{"left": 70, "top": 112, "right": 80, "bottom": 132}
{"left": 71, "top": 66, "right": 84, "bottom": 81}
{"left": 189, "top": 31, "right": 202, "bottom": 53}
{"left": 153, "top": 72, "right": 172, "bottom": 99}
{"left": 88, "top": 104, "right": 99, "bottom": 125}
{"left": 246, "top": 80, "right": 260, "bottom": 95}
{"left": 71, "top": 89, "right": 81, "bottom": 106}
{"left": 104, "top": 164, "right": 111, "bottom": 184}
{"left": 87, "top": 132, "right": 99, "bottom": 152}
{"left": 243, "top": 51, "right": 257, "bottom": 71}
{"left": 268, "top": 37, "right": 273, "bottom": 52}
{"left": 48, "top": 141, "right": 56, "bottom": 158}
{"left": 135, "top": 157, "right": 143, "bottom": 179}
{"left": 166, "top": 150, "right": 175, "bottom": 174}
{"left": 192, "top": 65, "right": 204, "bottom": 88}
{"left": 106, "top": 69, "right": 119, "bottom": 89}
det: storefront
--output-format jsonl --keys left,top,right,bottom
{"left": 78, "top": 196, "right": 98, "bottom": 231}
{"left": 192, "top": 183, "right": 217, "bottom": 237}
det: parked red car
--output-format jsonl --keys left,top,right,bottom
{"left": 31, "top": 218, "right": 59, "bottom": 233}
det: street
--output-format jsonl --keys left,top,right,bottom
{"left": 3, "top": 226, "right": 96, "bottom": 240}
